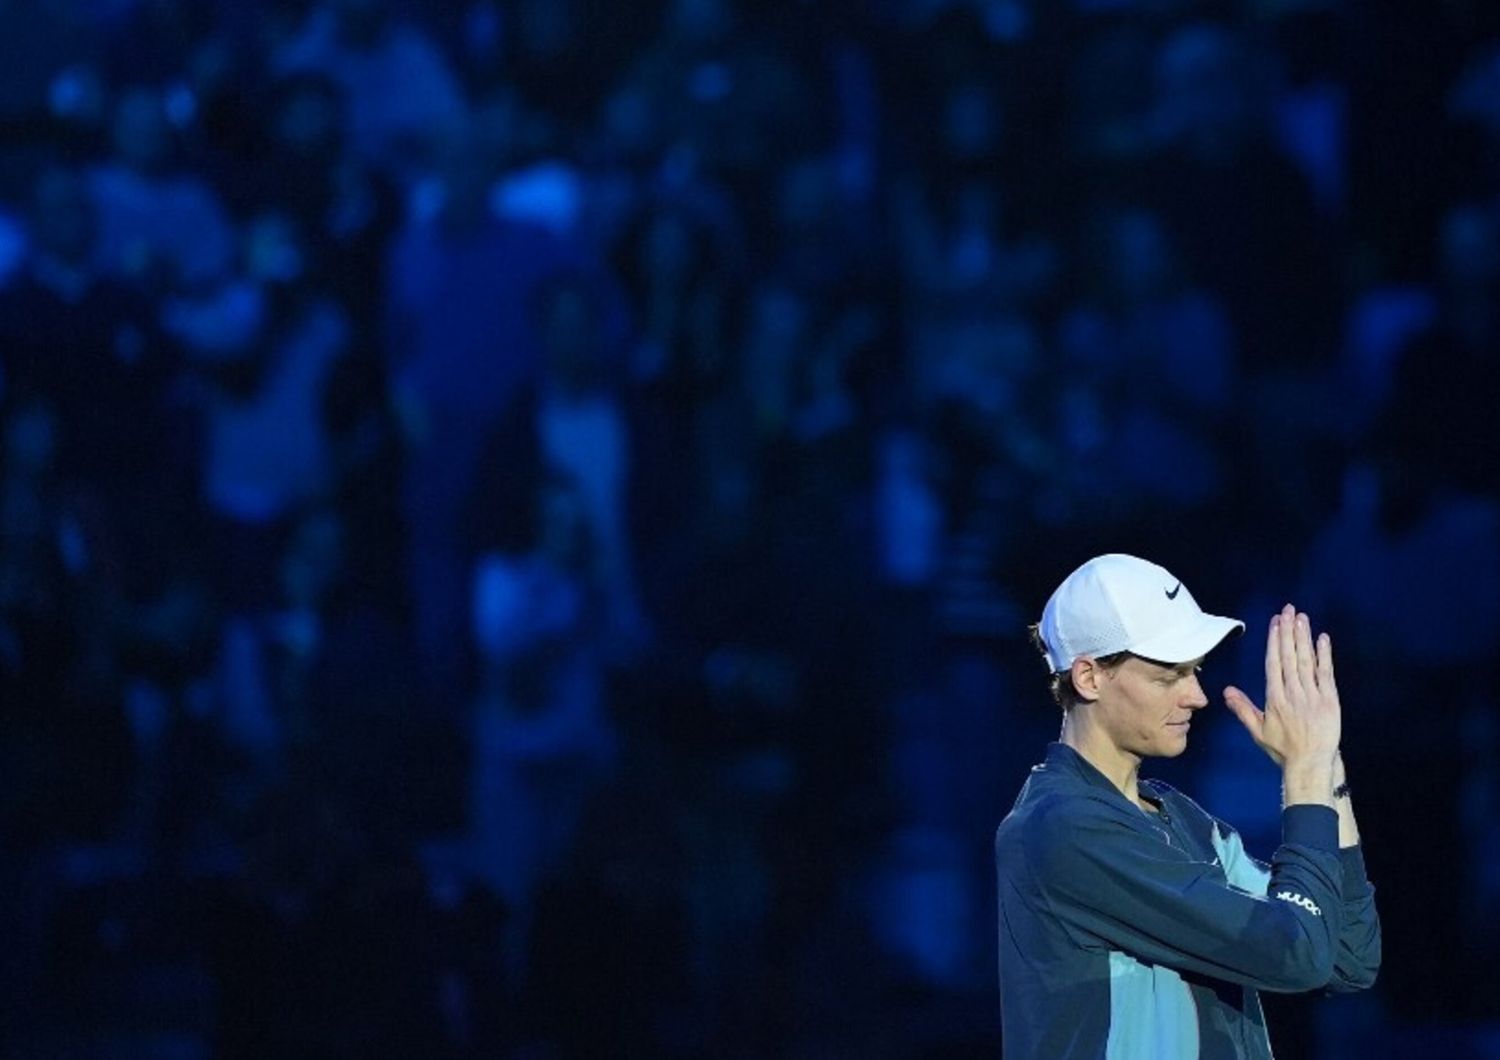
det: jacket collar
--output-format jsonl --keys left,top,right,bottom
{"left": 1042, "top": 741, "right": 1168, "bottom": 807}
{"left": 1043, "top": 741, "right": 1122, "bottom": 795}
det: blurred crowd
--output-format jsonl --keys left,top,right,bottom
{"left": 1, "top": 0, "right": 1499, "bottom": 1056}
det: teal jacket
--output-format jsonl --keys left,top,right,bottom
{"left": 996, "top": 743, "right": 1381, "bottom": 1059}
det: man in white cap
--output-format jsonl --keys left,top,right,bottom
{"left": 995, "top": 554, "right": 1380, "bottom": 1059}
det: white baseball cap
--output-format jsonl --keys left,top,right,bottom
{"left": 1038, "top": 554, "right": 1244, "bottom": 673}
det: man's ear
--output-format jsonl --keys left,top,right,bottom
{"left": 1070, "top": 656, "right": 1103, "bottom": 702}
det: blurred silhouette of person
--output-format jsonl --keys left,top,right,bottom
{"left": 1049, "top": 207, "right": 1230, "bottom": 523}
{"left": 465, "top": 271, "right": 648, "bottom": 660}
{"left": 1378, "top": 203, "right": 1500, "bottom": 498}
{"left": 469, "top": 472, "right": 617, "bottom": 976}
{"left": 1140, "top": 23, "right": 1337, "bottom": 370}
{"left": 271, "top": 0, "right": 466, "bottom": 185}
{"left": 385, "top": 137, "right": 604, "bottom": 708}
{"left": 0, "top": 165, "right": 175, "bottom": 500}
{"left": 86, "top": 86, "right": 236, "bottom": 293}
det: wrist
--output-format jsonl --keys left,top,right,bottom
{"left": 1282, "top": 755, "right": 1337, "bottom": 808}
{"left": 1284, "top": 749, "right": 1338, "bottom": 773}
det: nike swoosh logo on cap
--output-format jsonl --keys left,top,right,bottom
{"left": 1165, "top": 582, "right": 1181, "bottom": 600}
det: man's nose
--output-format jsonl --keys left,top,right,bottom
{"left": 1184, "top": 676, "right": 1209, "bottom": 709}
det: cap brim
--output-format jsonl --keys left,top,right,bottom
{"left": 1129, "top": 613, "right": 1245, "bottom": 666}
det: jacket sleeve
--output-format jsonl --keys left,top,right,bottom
{"left": 1025, "top": 797, "right": 1344, "bottom": 994}
{"left": 1325, "top": 845, "right": 1381, "bottom": 992}
{"left": 1214, "top": 821, "right": 1381, "bottom": 994}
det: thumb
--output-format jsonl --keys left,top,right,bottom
{"left": 1223, "top": 685, "right": 1265, "bottom": 739}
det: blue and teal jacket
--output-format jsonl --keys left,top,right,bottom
{"left": 996, "top": 743, "right": 1381, "bottom": 1059}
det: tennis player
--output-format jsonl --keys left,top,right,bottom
{"left": 995, "top": 554, "right": 1380, "bottom": 1058}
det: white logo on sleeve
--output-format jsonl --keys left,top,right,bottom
{"left": 1275, "top": 891, "right": 1322, "bottom": 917}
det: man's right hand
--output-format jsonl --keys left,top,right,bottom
{"left": 1223, "top": 604, "right": 1342, "bottom": 805}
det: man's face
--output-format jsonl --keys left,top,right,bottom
{"left": 1090, "top": 655, "right": 1208, "bottom": 759}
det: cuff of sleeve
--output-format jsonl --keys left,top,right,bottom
{"left": 1282, "top": 804, "right": 1339, "bottom": 853}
